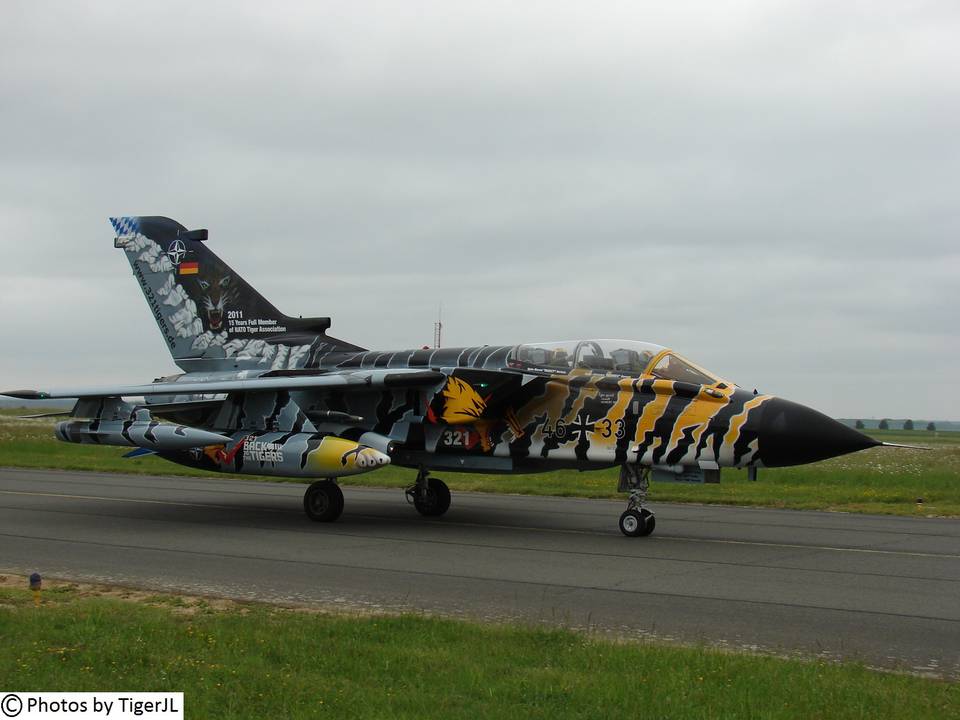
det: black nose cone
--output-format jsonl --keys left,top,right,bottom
{"left": 755, "top": 398, "right": 880, "bottom": 467}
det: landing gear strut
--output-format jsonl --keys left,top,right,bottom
{"left": 405, "top": 468, "right": 451, "bottom": 518}
{"left": 618, "top": 464, "right": 655, "bottom": 537}
{"left": 304, "top": 479, "right": 344, "bottom": 522}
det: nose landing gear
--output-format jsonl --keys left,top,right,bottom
{"left": 618, "top": 464, "right": 655, "bottom": 537}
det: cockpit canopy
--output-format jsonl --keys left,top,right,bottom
{"left": 509, "top": 339, "right": 723, "bottom": 385}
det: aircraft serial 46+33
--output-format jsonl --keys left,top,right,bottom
{"left": 3, "top": 216, "right": 905, "bottom": 537}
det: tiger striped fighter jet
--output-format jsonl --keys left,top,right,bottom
{"left": 3, "top": 216, "right": 891, "bottom": 536}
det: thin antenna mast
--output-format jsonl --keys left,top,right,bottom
{"left": 433, "top": 304, "right": 443, "bottom": 348}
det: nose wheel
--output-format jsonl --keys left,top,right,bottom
{"left": 405, "top": 469, "right": 451, "bottom": 517}
{"left": 303, "top": 479, "right": 344, "bottom": 522}
{"left": 618, "top": 464, "right": 655, "bottom": 537}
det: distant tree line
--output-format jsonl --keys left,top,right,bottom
{"left": 855, "top": 419, "right": 936, "bottom": 431}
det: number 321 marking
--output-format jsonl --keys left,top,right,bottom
{"left": 442, "top": 429, "right": 472, "bottom": 447}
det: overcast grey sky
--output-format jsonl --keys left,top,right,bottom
{"left": 1, "top": 1, "right": 957, "bottom": 418}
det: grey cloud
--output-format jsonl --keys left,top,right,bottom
{"left": 1, "top": 0, "right": 957, "bottom": 419}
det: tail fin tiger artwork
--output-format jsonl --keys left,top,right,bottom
{"left": 110, "top": 216, "right": 361, "bottom": 373}
{"left": 1, "top": 215, "right": 918, "bottom": 535}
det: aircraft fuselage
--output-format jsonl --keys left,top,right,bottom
{"left": 131, "top": 343, "right": 876, "bottom": 481}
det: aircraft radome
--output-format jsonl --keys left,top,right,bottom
{"left": 2, "top": 216, "right": 916, "bottom": 537}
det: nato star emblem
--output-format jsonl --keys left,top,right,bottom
{"left": 167, "top": 239, "right": 186, "bottom": 266}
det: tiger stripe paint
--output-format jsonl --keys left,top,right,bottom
{"left": 663, "top": 385, "right": 733, "bottom": 465}
{"left": 722, "top": 394, "right": 772, "bottom": 466}
{"left": 47, "top": 339, "right": 794, "bottom": 481}
{"left": 630, "top": 380, "right": 675, "bottom": 464}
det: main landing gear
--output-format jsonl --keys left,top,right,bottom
{"left": 303, "top": 479, "right": 344, "bottom": 522}
{"left": 405, "top": 468, "right": 451, "bottom": 518}
{"left": 302, "top": 469, "right": 453, "bottom": 523}
{"left": 618, "top": 464, "right": 655, "bottom": 537}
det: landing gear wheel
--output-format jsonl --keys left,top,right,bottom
{"left": 413, "top": 478, "right": 451, "bottom": 517}
{"left": 638, "top": 508, "right": 655, "bottom": 536}
{"left": 303, "top": 480, "right": 344, "bottom": 522}
{"left": 619, "top": 509, "right": 643, "bottom": 537}
{"left": 618, "top": 464, "right": 655, "bottom": 537}
{"left": 619, "top": 508, "right": 655, "bottom": 537}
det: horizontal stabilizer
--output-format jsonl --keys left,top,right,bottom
{"left": 17, "top": 411, "right": 73, "bottom": 419}
{"left": 123, "top": 447, "right": 157, "bottom": 459}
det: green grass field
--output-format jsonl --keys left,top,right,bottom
{"left": 1, "top": 409, "right": 958, "bottom": 516}
{"left": 0, "top": 580, "right": 957, "bottom": 719}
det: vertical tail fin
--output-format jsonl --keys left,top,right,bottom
{"left": 111, "top": 216, "right": 361, "bottom": 372}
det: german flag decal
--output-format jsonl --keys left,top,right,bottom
{"left": 179, "top": 261, "right": 199, "bottom": 275}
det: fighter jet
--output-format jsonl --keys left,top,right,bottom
{"left": 2, "top": 216, "right": 902, "bottom": 536}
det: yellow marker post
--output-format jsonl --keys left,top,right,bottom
{"left": 29, "top": 572, "right": 41, "bottom": 607}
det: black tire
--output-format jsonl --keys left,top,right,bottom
{"left": 619, "top": 509, "right": 644, "bottom": 537}
{"left": 413, "top": 478, "right": 451, "bottom": 517}
{"left": 638, "top": 508, "right": 656, "bottom": 537}
{"left": 303, "top": 480, "right": 344, "bottom": 522}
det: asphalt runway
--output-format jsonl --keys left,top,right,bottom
{"left": 1, "top": 467, "right": 958, "bottom": 677}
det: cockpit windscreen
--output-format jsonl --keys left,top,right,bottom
{"left": 510, "top": 339, "right": 723, "bottom": 384}
{"left": 511, "top": 339, "right": 661, "bottom": 373}
{"left": 649, "top": 353, "right": 719, "bottom": 385}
